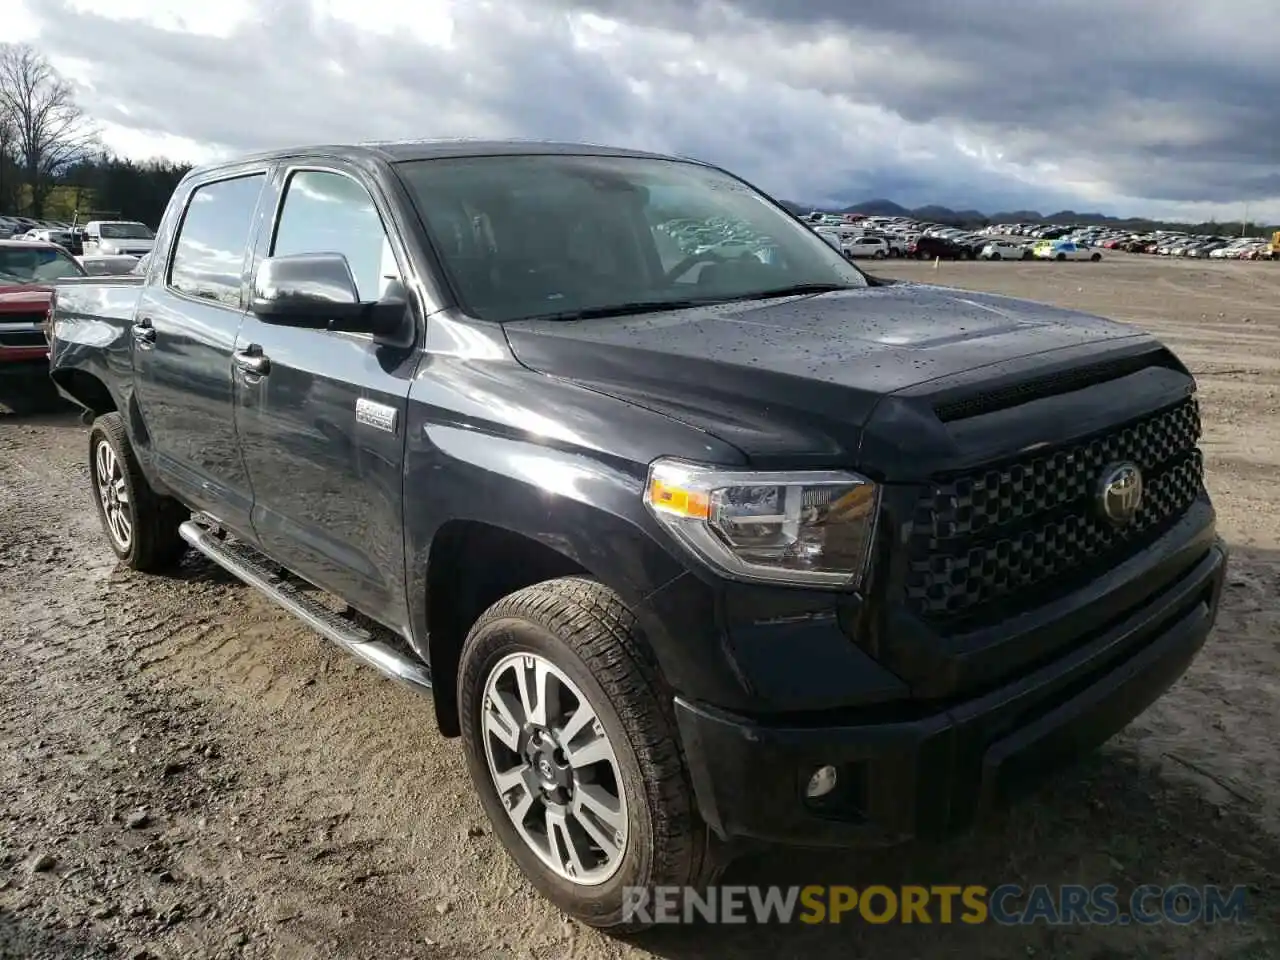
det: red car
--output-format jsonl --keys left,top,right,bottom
{"left": 1, "top": 239, "right": 86, "bottom": 401}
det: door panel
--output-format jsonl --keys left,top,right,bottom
{"left": 132, "top": 171, "right": 268, "bottom": 533}
{"left": 234, "top": 324, "right": 416, "bottom": 626}
{"left": 233, "top": 165, "right": 417, "bottom": 632}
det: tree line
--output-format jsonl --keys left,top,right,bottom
{"left": 1, "top": 43, "right": 190, "bottom": 227}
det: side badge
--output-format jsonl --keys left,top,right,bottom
{"left": 355, "top": 398, "right": 398, "bottom": 434}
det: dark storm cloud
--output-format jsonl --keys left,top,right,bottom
{"left": 558, "top": 0, "right": 1280, "bottom": 205}
{"left": 23, "top": 0, "right": 1280, "bottom": 217}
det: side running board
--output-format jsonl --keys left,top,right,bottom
{"left": 178, "top": 520, "right": 432, "bottom": 695}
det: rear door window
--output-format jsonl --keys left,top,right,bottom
{"left": 168, "top": 174, "right": 266, "bottom": 308}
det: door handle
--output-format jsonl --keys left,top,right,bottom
{"left": 233, "top": 344, "right": 270, "bottom": 376}
{"left": 131, "top": 319, "right": 156, "bottom": 345}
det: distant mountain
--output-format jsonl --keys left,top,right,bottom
{"left": 779, "top": 198, "right": 1275, "bottom": 235}
{"left": 840, "top": 198, "right": 908, "bottom": 217}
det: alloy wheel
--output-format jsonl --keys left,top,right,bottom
{"left": 480, "top": 651, "right": 629, "bottom": 886}
{"left": 94, "top": 439, "right": 132, "bottom": 551}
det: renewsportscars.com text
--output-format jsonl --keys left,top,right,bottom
{"left": 622, "top": 884, "right": 1249, "bottom": 925}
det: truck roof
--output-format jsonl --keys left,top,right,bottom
{"left": 0, "top": 238, "right": 64, "bottom": 251}
{"left": 187, "top": 139, "right": 689, "bottom": 179}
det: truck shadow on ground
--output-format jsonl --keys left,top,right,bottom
{"left": 632, "top": 542, "right": 1280, "bottom": 959}
{"left": 0, "top": 404, "right": 81, "bottom": 428}
{"left": 0, "top": 379, "right": 78, "bottom": 418}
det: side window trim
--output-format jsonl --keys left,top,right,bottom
{"left": 163, "top": 168, "right": 271, "bottom": 312}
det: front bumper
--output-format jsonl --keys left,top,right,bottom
{"left": 675, "top": 538, "right": 1227, "bottom": 848}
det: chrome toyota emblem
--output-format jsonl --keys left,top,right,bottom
{"left": 1098, "top": 462, "right": 1143, "bottom": 524}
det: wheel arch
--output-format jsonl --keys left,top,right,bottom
{"left": 407, "top": 449, "right": 693, "bottom": 738}
{"left": 50, "top": 367, "right": 116, "bottom": 417}
{"left": 52, "top": 366, "right": 160, "bottom": 477}
{"left": 423, "top": 520, "right": 594, "bottom": 736}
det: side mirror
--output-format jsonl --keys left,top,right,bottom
{"left": 250, "top": 252, "right": 363, "bottom": 323}
{"left": 250, "top": 252, "right": 413, "bottom": 347}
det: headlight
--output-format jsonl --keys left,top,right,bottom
{"left": 643, "top": 458, "right": 879, "bottom": 589}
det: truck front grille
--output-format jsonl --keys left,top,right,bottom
{"left": 0, "top": 312, "right": 48, "bottom": 348}
{"left": 0, "top": 331, "right": 47, "bottom": 347}
{"left": 905, "top": 397, "right": 1203, "bottom": 623}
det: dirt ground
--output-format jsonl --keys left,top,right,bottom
{"left": 2, "top": 253, "right": 1278, "bottom": 960}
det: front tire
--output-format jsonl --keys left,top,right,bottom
{"left": 458, "top": 577, "right": 717, "bottom": 929}
{"left": 990, "top": 252, "right": 1002, "bottom": 261}
{"left": 89, "top": 413, "right": 188, "bottom": 572}
{"left": 1056, "top": 253, "right": 1067, "bottom": 261}
{"left": 1091, "top": 252, "right": 1102, "bottom": 261}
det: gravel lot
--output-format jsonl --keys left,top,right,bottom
{"left": 2, "top": 254, "right": 1278, "bottom": 959}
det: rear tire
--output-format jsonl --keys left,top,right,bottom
{"left": 88, "top": 413, "right": 188, "bottom": 572}
{"left": 1091, "top": 252, "right": 1102, "bottom": 262}
{"left": 458, "top": 577, "right": 720, "bottom": 930}
{"left": 1056, "top": 253, "right": 1067, "bottom": 261}
{"left": 990, "top": 252, "right": 1002, "bottom": 261}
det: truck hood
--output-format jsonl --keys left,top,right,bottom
{"left": 503, "top": 282, "right": 1150, "bottom": 464}
{"left": 0, "top": 285, "right": 53, "bottom": 312}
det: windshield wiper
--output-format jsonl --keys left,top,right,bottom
{"left": 519, "top": 297, "right": 728, "bottom": 322}
{"left": 518, "top": 285, "right": 858, "bottom": 322}
{"left": 723, "top": 282, "right": 854, "bottom": 302}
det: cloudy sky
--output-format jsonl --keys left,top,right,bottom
{"left": 10, "top": 0, "right": 1280, "bottom": 221}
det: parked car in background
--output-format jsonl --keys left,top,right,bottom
{"left": 953, "top": 235, "right": 987, "bottom": 259}
{"left": 1034, "top": 239, "right": 1103, "bottom": 261}
{"left": 862, "top": 231, "right": 908, "bottom": 257}
{"left": 1186, "top": 240, "right": 1229, "bottom": 259}
{"left": 908, "top": 234, "right": 965, "bottom": 259}
{"left": 1, "top": 239, "right": 86, "bottom": 399}
{"left": 16, "top": 227, "right": 80, "bottom": 254}
{"left": 980, "top": 240, "right": 1032, "bottom": 260}
{"left": 842, "top": 234, "right": 891, "bottom": 259}
{"left": 80, "top": 220, "right": 156, "bottom": 258}
{"left": 1209, "top": 240, "right": 1254, "bottom": 259}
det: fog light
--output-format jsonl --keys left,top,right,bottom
{"left": 806, "top": 765, "right": 839, "bottom": 799}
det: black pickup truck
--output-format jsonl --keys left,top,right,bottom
{"left": 48, "top": 140, "right": 1226, "bottom": 928}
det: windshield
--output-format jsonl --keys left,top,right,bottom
{"left": 99, "top": 222, "right": 154, "bottom": 240}
{"left": 396, "top": 154, "right": 867, "bottom": 322}
{"left": 0, "top": 246, "right": 86, "bottom": 283}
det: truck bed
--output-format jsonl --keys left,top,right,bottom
{"left": 53, "top": 275, "right": 144, "bottom": 326}
{"left": 47, "top": 276, "right": 145, "bottom": 408}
